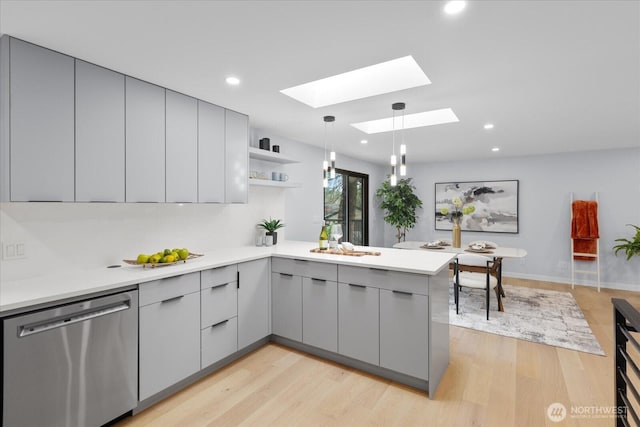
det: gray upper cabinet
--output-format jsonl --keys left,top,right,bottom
{"left": 9, "top": 38, "right": 75, "bottom": 202}
{"left": 224, "top": 110, "right": 248, "bottom": 203}
{"left": 166, "top": 90, "right": 198, "bottom": 203}
{"left": 197, "top": 101, "right": 225, "bottom": 203}
{"left": 125, "top": 77, "right": 165, "bottom": 202}
{"left": 75, "top": 60, "right": 125, "bottom": 202}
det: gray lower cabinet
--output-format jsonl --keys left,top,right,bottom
{"left": 201, "top": 265, "right": 238, "bottom": 368}
{"left": 379, "top": 289, "right": 429, "bottom": 380}
{"left": 8, "top": 37, "right": 74, "bottom": 202}
{"left": 125, "top": 77, "right": 166, "bottom": 202}
{"left": 271, "top": 272, "right": 302, "bottom": 341}
{"left": 139, "top": 272, "right": 200, "bottom": 400}
{"left": 75, "top": 60, "right": 125, "bottom": 202}
{"left": 198, "top": 100, "right": 225, "bottom": 203}
{"left": 302, "top": 277, "right": 338, "bottom": 352}
{"left": 337, "top": 282, "right": 379, "bottom": 366}
{"left": 238, "top": 258, "right": 271, "bottom": 349}
{"left": 224, "top": 110, "right": 248, "bottom": 203}
{"left": 166, "top": 90, "right": 198, "bottom": 203}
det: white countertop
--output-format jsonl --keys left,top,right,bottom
{"left": 0, "top": 241, "right": 455, "bottom": 315}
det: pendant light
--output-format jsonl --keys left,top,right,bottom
{"left": 322, "top": 115, "right": 335, "bottom": 188}
{"left": 390, "top": 102, "right": 405, "bottom": 186}
{"left": 399, "top": 104, "right": 407, "bottom": 177}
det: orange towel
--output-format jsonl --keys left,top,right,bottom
{"left": 571, "top": 201, "right": 599, "bottom": 261}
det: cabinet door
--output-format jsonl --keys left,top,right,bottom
{"left": 10, "top": 38, "right": 74, "bottom": 201}
{"left": 139, "top": 291, "right": 200, "bottom": 400}
{"left": 302, "top": 277, "right": 338, "bottom": 352}
{"left": 379, "top": 289, "right": 429, "bottom": 380}
{"left": 75, "top": 60, "right": 125, "bottom": 202}
{"left": 238, "top": 258, "right": 270, "bottom": 349}
{"left": 224, "top": 109, "right": 248, "bottom": 203}
{"left": 197, "top": 100, "right": 225, "bottom": 203}
{"left": 125, "top": 77, "right": 165, "bottom": 202}
{"left": 166, "top": 90, "right": 198, "bottom": 203}
{"left": 271, "top": 272, "right": 302, "bottom": 341}
{"left": 338, "top": 283, "right": 379, "bottom": 366}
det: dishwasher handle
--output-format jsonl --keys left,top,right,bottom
{"left": 18, "top": 301, "right": 131, "bottom": 338}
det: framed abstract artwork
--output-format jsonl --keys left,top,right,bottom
{"left": 434, "top": 180, "right": 519, "bottom": 233}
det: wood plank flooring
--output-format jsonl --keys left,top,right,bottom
{"left": 116, "top": 279, "right": 640, "bottom": 427}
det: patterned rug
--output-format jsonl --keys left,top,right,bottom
{"left": 449, "top": 284, "right": 605, "bottom": 356}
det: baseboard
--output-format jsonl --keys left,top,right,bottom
{"left": 502, "top": 271, "right": 638, "bottom": 292}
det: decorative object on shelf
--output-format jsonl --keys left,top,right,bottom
{"left": 613, "top": 224, "right": 640, "bottom": 260}
{"left": 259, "top": 138, "right": 270, "bottom": 150}
{"left": 389, "top": 102, "right": 406, "bottom": 186}
{"left": 272, "top": 145, "right": 280, "bottom": 153}
{"left": 322, "top": 115, "right": 335, "bottom": 188}
{"left": 375, "top": 177, "right": 423, "bottom": 243}
{"left": 257, "top": 217, "right": 285, "bottom": 245}
{"left": 435, "top": 180, "right": 519, "bottom": 233}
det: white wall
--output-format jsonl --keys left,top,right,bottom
{"left": 0, "top": 186, "right": 285, "bottom": 281}
{"left": 251, "top": 128, "right": 387, "bottom": 247}
{"left": 398, "top": 147, "right": 640, "bottom": 290}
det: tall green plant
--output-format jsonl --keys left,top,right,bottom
{"left": 375, "top": 177, "right": 423, "bottom": 243}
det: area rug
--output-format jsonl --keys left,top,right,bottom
{"left": 449, "top": 284, "right": 605, "bottom": 356}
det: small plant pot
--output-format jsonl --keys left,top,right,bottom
{"left": 266, "top": 231, "right": 278, "bottom": 245}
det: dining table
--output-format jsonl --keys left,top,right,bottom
{"left": 393, "top": 241, "right": 528, "bottom": 312}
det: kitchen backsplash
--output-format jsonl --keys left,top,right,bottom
{"left": 0, "top": 186, "right": 285, "bottom": 281}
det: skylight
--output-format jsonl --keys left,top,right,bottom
{"left": 351, "top": 108, "right": 460, "bottom": 134}
{"left": 280, "top": 56, "right": 430, "bottom": 108}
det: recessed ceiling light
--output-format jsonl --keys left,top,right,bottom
{"left": 360, "top": 140, "right": 368, "bottom": 144}
{"left": 492, "top": 147, "right": 500, "bottom": 152}
{"left": 444, "top": 1, "right": 467, "bottom": 15}
{"left": 351, "top": 108, "right": 459, "bottom": 134}
{"left": 226, "top": 76, "right": 240, "bottom": 85}
{"left": 280, "top": 56, "right": 430, "bottom": 108}
{"left": 484, "top": 123, "right": 494, "bottom": 130}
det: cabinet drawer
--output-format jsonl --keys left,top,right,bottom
{"left": 139, "top": 272, "right": 200, "bottom": 306}
{"left": 201, "top": 281, "right": 238, "bottom": 328}
{"left": 272, "top": 257, "right": 337, "bottom": 282}
{"left": 201, "top": 264, "right": 237, "bottom": 290}
{"left": 338, "top": 265, "right": 428, "bottom": 296}
{"left": 201, "top": 316, "right": 238, "bottom": 369}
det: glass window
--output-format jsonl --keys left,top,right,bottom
{"left": 324, "top": 169, "right": 369, "bottom": 246}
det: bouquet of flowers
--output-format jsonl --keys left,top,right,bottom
{"left": 440, "top": 196, "right": 475, "bottom": 219}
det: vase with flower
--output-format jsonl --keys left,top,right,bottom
{"left": 440, "top": 196, "right": 475, "bottom": 248}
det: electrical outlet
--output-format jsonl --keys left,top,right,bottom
{"left": 2, "top": 241, "right": 26, "bottom": 260}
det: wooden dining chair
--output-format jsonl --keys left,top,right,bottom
{"left": 453, "top": 253, "right": 503, "bottom": 320}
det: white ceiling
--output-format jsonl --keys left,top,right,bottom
{"left": 1, "top": 0, "right": 638, "bottom": 165}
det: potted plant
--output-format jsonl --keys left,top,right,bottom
{"left": 613, "top": 224, "right": 640, "bottom": 260}
{"left": 258, "top": 218, "right": 285, "bottom": 245}
{"left": 375, "top": 177, "right": 423, "bottom": 243}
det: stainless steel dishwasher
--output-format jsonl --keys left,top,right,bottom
{"left": 2, "top": 289, "right": 138, "bottom": 427}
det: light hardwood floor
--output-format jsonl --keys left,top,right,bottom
{"left": 116, "top": 279, "right": 640, "bottom": 427}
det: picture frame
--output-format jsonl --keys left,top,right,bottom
{"left": 434, "top": 180, "right": 519, "bottom": 233}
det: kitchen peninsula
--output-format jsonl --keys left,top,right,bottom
{"left": 1, "top": 241, "right": 454, "bottom": 424}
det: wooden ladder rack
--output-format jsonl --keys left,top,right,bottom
{"left": 571, "top": 192, "right": 601, "bottom": 292}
